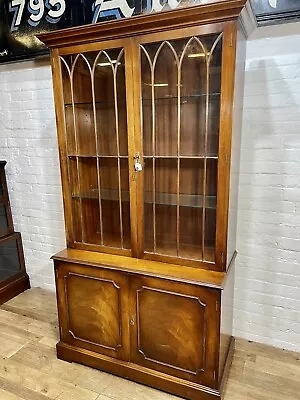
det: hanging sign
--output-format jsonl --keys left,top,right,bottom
{"left": 252, "top": 0, "right": 300, "bottom": 25}
{"left": 0, "top": 0, "right": 217, "bottom": 63}
{"left": 2, "top": 0, "right": 230, "bottom": 63}
{"left": 1, "top": 1, "right": 300, "bottom": 64}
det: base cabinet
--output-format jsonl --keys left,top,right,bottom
{"left": 54, "top": 255, "right": 233, "bottom": 400}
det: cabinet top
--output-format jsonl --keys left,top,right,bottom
{"left": 52, "top": 248, "right": 229, "bottom": 289}
{"left": 38, "top": 0, "right": 255, "bottom": 49}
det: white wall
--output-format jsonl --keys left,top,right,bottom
{"left": 0, "top": 60, "right": 65, "bottom": 290}
{"left": 234, "top": 22, "right": 300, "bottom": 352}
{"left": 0, "top": 22, "right": 299, "bottom": 351}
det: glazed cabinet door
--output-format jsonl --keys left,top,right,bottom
{"left": 129, "top": 275, "right": 220, "bottom": 388}
{"left": 55, "top": 262, "right": 130, "bottom": 360}
{"left": 54, "top": 40, "right": 136, "bottom": 256}
{"left": 132, "top": 24, "right": 236, "bottom": 270}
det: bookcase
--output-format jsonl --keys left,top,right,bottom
{"left": 39, "top": 1, "right": 255, "bottom": 398}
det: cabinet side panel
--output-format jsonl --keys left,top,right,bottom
{"left": 218, "top": 261, "right": 235, "bottom": 382}
{"left": 226, "top": 24, "right": 246, "bottom": 268}
{"left": 51, "top": 49, "right": 73, "bottom": 246}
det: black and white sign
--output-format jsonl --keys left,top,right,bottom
{"left": 252, "top": 0, "right": 300, "bottom": 25}
{"left": 1, "top": 1, "right": 300, "bottom": 64}
{"left": 0, "top": 0, "right": 206, "bottom": 63}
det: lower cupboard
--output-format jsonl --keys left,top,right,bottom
{"left": 54, "top": 252, "right": 234, "bottom": 400}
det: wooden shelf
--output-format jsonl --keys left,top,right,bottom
{"left": 72, "top": 189, "right": 217, "bottom": 209}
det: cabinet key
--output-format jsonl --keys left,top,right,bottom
{"left": 134, "top": 162, "right": 143, "bottom": 172}
{"left": 130, "top": 316, "right": 135, "bottom": 326}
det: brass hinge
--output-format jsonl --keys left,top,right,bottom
{"left": 214, "top": 370, "right": 217, "bottom": 384}
{"left": 221, "top": 252, "right": 224, "bottom": 264}
{"left": 230, "top": 32, "right": 233, "bottom": 47}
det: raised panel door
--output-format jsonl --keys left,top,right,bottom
{"left": 55, "top": 262, "right": 130, "bottom": 360}
{"left": 129, "top": 275, "right": 219, "bottom": 388}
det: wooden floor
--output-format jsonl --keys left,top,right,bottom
{"left": 0, "top": 288, "right": 299, "bottom": 400}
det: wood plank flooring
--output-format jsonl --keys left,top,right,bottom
{"left": 0, "top": 288, "right": 299, "bottom": 400}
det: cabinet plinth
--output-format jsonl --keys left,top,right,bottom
{"left": 39, "top": 1, "right": 251, "bottom": 398}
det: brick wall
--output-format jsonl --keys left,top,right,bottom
{"left": 0, "top": 22, "right": 299, "bottom": 351}
{"left": 0, "top": 60, "right": 65, "bottom": 291}
{"left": 234, "top": 23, "right": 300, "bottom": 352}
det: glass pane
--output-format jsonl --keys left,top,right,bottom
{"left": 0, "top": 205, "right": 9, "bottom": 236}
{"left": 99, "top": 158, "right": 130, "bottom": 249}
{"left": 94, "top": 50, "right": 128, "bottom": 156}
{"left": 61, "top": 48, "right": 130, "bottom": 251}
{"left": 141, "top": 34, "right": 222, "bottom": 262}
{"left": 0, "top": 237, "right": 22, "bottom": 282}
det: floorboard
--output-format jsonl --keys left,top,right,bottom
{"left": 0, "top": 288, "right": 299, "bottom": 400}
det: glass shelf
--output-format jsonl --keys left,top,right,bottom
{"left": 143, "top": 155, "right": 218, "bottom": 159}
{"left": 68, "top": 154, "right": 217, "bottom": 159}
{"left": 68, "top": 155, "right": 128, "bottom": 158}
{"left": 72, "top": 189, "right": 216, "bottom": 209}
{"left": 145, "top": 243, "right": 215, "bottom": 263}
{"left": 64, "top": 93, "right": 221, "bottom": 108}
{"left": 142, "top": 93, "right": 220, "bottom": 102}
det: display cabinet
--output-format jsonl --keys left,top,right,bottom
{"left": 39, "top": 1, "right": 255, "bottom": 399}
{"left": 0, "top": 162, "right": 30, "bottom": 305}
{"left": 0, "top": 161, "right": 14, "bottom": 238}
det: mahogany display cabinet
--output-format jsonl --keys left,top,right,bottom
{"left": 39, "top": 1, "right": 255, "bottom": 399}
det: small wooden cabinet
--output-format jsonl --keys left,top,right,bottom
{"left": 53, "top": 250, "right": 233, "bottom": 399}
{"left": 40, "top": 1, "right": 254, "bottom": 399}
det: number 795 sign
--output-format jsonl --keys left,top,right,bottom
{"left": 9, "top": 0, "right": 66, "bottom": 31}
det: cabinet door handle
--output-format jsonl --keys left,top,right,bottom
{"left": 130, "top": 316, "right": 135, "bottom": 326}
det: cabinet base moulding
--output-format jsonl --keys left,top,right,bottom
{"left": 0, "top": 273, "right": 30, "bottom": 305}
{"left": 56, "top": 338, "right": 235, "bottom": 400}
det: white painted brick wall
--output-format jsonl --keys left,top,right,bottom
{"left": 0, "top": 22, "right": 299, "bottom": 352}
{"left": 0, "top": 60, "right": 65, "bottom": 291}
{"left": 234, "top": 22, "right": 300, "bottom": 352}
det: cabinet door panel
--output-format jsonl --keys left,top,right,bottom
{"left": 56, "top": 262, "right": 130, "bottom": 360}
{"left": 136, "top": 30, "right": 224, "bottom": 268}
{"left": 129, "top": 275, "right": 219, "bottom": 387}
{"left": 58, "top": 44, "right": 135, "bottom": 255}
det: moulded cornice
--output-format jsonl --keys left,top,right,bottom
{"left": 239, "top": 0, "right": 257, "bottom": 38}
{"left": 38, "top": 0, "right": 255, "bottom": 48}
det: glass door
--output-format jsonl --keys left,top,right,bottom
{"left": 60, "top": 46, "right": 131, "bottom": 253}
{"left": 138, "top": 31, "right": 223, "bottom": 266}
